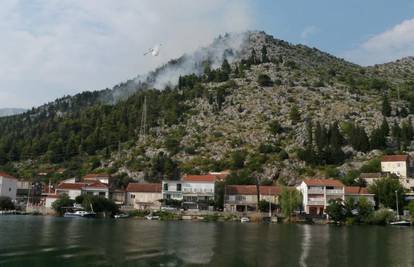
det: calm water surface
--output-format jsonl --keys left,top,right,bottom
{"left": 0, "top": 216, "right": 413, "bottom": 267}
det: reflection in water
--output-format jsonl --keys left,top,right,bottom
{"left": 1, "top": 216, "right": 414, "bottom": 267}
{"left": 164, "top": 222, "right": 216, "bottom": 265}
{"left": 299, "top": 225, "right": 311, "bottom": 267}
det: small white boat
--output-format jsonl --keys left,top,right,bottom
{"left": 64, "top": 210, "right": 96, "bottom": 218}
{"left": 146, "top": 215, "right": 160, "bottom": 220}
{"left": 390, "top": 220, "right": 411, "bottom": 226}
{"left": 114, "top": 213, "right": 129, "bottom": 219}
{"left": 240, "top": 217, "right": 250, "bottom": 223}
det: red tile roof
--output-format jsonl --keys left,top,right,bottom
{"left": 345, "top": 186, "right": 372, "bottom": 195}
{"left": 84, "top": 173, "right": 110, "bottom": 179}
{"left": 126, "top": 183, "right": 162, "bottom": 193}
{"left": 381, "top": 155, "right": 409, "bottom": 162}
{"left": 183, "top": 175, "right": 216, "bottom": 182}
{"left": 0, "top": 172, "right": 16, "bottom": 179}
{"left": 226, "top": 185, "right": 257, "bottom": 195}
{"left": 303, "top": 179, "right": 344, "bottom": 187}
{"left": 56, "top": 183, "right": 86, "bottom": 190}
{"left": 84, "top": 181, "right": 108, "bottom": 189}
{"left": 225, "top": 185, "right": 283, "bottom": 195}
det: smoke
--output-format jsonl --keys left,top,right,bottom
{"left": 108, "top": 32, "right": 249, "bottom": 102}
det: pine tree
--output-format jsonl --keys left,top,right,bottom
{"left": 382, "top": 94, "right": 391, "bottom": 117}
{"left": 289, "top": 105, "right": 301, "bottom": 124}
{"left": 261, "top": 45, "right": 269, "bottom": 63}
{"left": 380, "top": 117, "right": 389, "bottom": 136}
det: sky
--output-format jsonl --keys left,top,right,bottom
{"left": 0, "top": 0, "right": 414, "bottom": 109}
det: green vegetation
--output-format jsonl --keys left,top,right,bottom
{"left": 368, "top": 177, "right": 405, "bottom": 211}
{"left": 0, "top": 196, "right": 14, "bottom": 210}
{"left": 52, "top": 195, "right": 75, "bottom": 216}
{"left": 279, "top": 187, "right": 302, "bottom": 222}
{"left": 325, "top": 197, "right": 375, "bottom": 224}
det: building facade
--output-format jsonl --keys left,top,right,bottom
{"left": 344, "top": 186, "right": 375, "bottom": 205}
{"left": 55, "top": 181, "right": 109, "bottom": 200}
{"left": 162, "top": 175, "right": 216, "bottom": 210}
{"left": 224, "top": 185, "right": 281, "bottom": 212}
{"left": 0, "top": 172, "right": 17, "bottom": 201}
{"left": 381, "top": 155, "right": 410, "bottom": 178}
{"left": 126, "top": 183, "right": 162, "bottom": 210}
{"left": 297, "top": 179, "right": 345, "bottom": 215}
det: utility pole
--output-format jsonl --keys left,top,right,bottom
{"left": 139, "top": 96, "right": 147, "bottom": 142}
{"left": 395, "top": 190, "right": 400, "bottom": 220}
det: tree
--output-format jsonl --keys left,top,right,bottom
{"left": 82, "top": 195, "right": 119, "bottom": 214}
{"left": 0, "top": 196, "right": 14, "bottom": 210}
{"left": 257, "top": 74, "right": 273, "bottom": 87}
{"left": 382, "top": 94, "right": 391, "bottom": 117}
{"left": 268, "top": 120, "right": 283, "bottom": 135}
{"left": 325, "top": 199, "right": 346, "bottom": 223}
{"left": 261, "top": 45, "right": 269, "bottom": 63}
{"left": 370, "top": 127, "right": 387, "bottom": 150}
{"left": 52, "top": 195, "right": 75, "bottom": 216}
{"left": 356, "top": 197, "right": 374, "bottom": 223}
{"left": 230, "top": 150, "right": 247, "bottom": 170}
{"left": 407, "top": 201, "right": 414, "bottom": 219}
{"left": 380, "top": 117, "right": 389, "bottom": 136}
{"left": 279, "top": 187, "right": 302, "bottom": 221}
{"left": 289, "top": 105, "right": 301, "bottom": 124}
{"left": 368, "top": 176, "right": 405, "bottom": 210}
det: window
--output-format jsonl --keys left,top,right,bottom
{"left": 130, "top": 194, "right": 135, "bottom": 199}
{"left": 9, "top": 187, "right": 11, "bottom": 192}
{"left": 99, "top": 192, "right": 106, "bottom": 197}
{"left": 177, "top": 184, "right": 182, "bottom": 191}
{"left": 164, "top": 183, "right": 169, "bottom": 191}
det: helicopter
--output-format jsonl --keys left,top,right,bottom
{"left": 144, "top": 44, "right": 162, "bottom": 56}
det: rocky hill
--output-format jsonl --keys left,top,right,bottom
{"left": 1, "top": 31, "right": 414, "bottom": 186}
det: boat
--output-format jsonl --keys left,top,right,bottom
{"left": 114, "top": 213, "right": 129, "bottom": 219}
{"left": 390, "top": 220, "right": 412, "bottom": 226}
{"left": 240, "top": 217, "right": 250, "bottom": 223}
{"left": 64, "top": 210, "right": 96, "bottom": 218}
{"left": 146, "top": 214, "right": 160, "bottom": 220}
{"left": 389, "top": 191, "right": 412, "bottom": 226}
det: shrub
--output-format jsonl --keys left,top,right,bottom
{"left": 0, "top": 196, "right": 14, "bottom": 210}
{"left": 367, "top": 208, "right": 395, "bottom": 225}
{"left": 52, "top": 195, "right": 75, "bottom": 216}
{"left": 257, "top": 74, "right": 273, "bottom": 87}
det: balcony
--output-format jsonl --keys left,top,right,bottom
{"left": 308, "top": 188, "right": 324, "bottom": 194}
{"left": 326, "top": 189, "right": 343, "bottom": 195}
{"left": 308, "top": 198, "right": 325, "bottom": 205}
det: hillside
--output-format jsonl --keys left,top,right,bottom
{"left": 1, "top": 31, "right": 414, "bottom": 186}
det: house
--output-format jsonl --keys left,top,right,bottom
{"left": 208, "top": 170, "right": 230, "bottom": 182}
{"left": 83, "top": 173, "right": 110, "bottom": 184}
{"left": 126, "top": 183, "right": 162, "bottom": 210}
{"left": 55, "top": 181, "right": 109, "bottom": 200}
{"left": 224, "top": 185, "right": 281, "bottom": 212}
{"left": 381, "top": 154, "right": 411, "bottom": 178}
{"left": 55, "top": 183, "right": 86, "bottom": 199}
{"left": 359, "top": 172, "right": 385, "bottom": 185}
{"left": 0, "top": 172, "right": 17, "bottom": 201}
{"left": 344, "top": 186, "right": 375, "bottom": 205}
{"left": 162, "top": 174, "right": 216, "bottom": 210}
{"left": 82, "top": 181, "right": 109, "bottom": 198}
{"left": 296, "top": 179, "right": 345, "bottom": 215}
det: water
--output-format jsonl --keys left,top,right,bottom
{"left": 0, "top": 216, "right": 413, "bottom": 267}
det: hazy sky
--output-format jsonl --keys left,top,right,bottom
{"left": 1, "top": 0, "right": 414, "bottom": 108}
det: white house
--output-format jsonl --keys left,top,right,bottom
{"left": 55, "top": 181, "right": 109, "bottom": 200}
{"left": 297, "top": 179, "right": 345, "bottom": 215}
{"left": 162, "top": 174, "right": 217, "bottom": 210}
{"left": 0, "top": 172, "right": 17, "bottom": 201}
{"left": 126, "top": 183, "right": 162, "bottom": 210}
{"left": 55, "top": 183, "right": 85, "bottom": 199}
{"left": 381, "top": 155, "right": 410, "bottom": 179}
